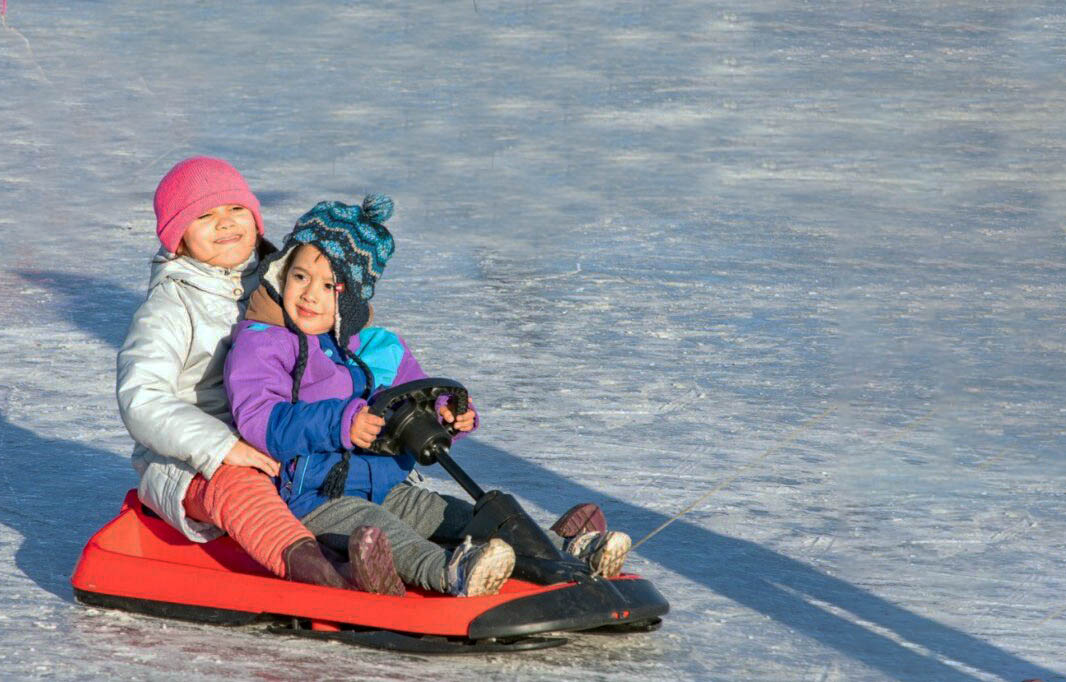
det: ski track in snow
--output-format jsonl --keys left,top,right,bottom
{"left": 1, "top": 1, "right": 1065, "bottom": 680}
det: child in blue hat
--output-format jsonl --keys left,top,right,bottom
{"left": 224, "top": 196, "right": 630, "bottom": 596}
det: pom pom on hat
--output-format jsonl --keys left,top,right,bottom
{"left": 361, "top": 193, "right": 393, "bottom": 224}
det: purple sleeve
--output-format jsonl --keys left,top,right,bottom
{"left": 394, "top": 336, "right": 429, "bottom": 384}
{"left": 224, "top": 324, "right": 299, "bottom": 456}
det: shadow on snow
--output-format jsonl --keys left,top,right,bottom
{"left": 449, "top": 439, "right": 1061, "bottom": 682}
{"left": 7, "top": 268, "right": 1059, "bottom": 682}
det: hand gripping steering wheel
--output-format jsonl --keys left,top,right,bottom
{"left": 363, "top": 378, "right": 469, "bottom": 466}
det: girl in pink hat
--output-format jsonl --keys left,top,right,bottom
{"left": 116, "top": 157, "right": 387, "bottom": 591}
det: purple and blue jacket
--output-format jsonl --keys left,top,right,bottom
{"left": 224, "top": 320, "right": 474, "bottom": 519}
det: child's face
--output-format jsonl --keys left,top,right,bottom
{"left": 181, "top": 204, "right": 257, "bottom": 269}
{"left": 283, "top": 244, "right": 338, "bottom": 336}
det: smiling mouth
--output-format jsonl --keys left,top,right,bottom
{"left": 215, "top": 234, "right": 243, "bottom": 244}
{"left": 296, "top": 305, "right": 318, "bottom": 318}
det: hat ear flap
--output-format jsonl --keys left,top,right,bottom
{"left": 336, "top": 294, "right": 370, "bottom": 352}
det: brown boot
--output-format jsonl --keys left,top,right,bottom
{"left": 282, "top": 537, "right": 352, "bottom": 589}
{"left": 550, "top": 503, "right": 607, "bottom": 539}
{"left": 348, "top": 526, "right": 405, "bottom": 596}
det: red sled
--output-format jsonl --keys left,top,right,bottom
{"left": 72, "top": 380, "right": 668, "bottom": 653}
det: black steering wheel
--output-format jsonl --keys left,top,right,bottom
{"left": 363, "top": 378, "right": 469, "bottom": 465}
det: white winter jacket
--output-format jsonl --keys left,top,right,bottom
{"left": 116, "top": 246, "right": 261, "bottom": 542}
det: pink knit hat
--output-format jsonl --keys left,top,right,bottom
{"left": 154, "top": 157, "right": 265, "bottom": 253}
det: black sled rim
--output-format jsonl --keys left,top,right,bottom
{"left": 75, "top": 588, "right": 260, "bottom": 626}
{"left": 267, "top": 624, "right": 568, "bottom": 654}
{"left": 468, "top": 577, "right": 669, "bottom": 640}
{"left": 587, "top": 617, "right": 663, "bottom": 634}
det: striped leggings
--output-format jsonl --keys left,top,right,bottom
{"left": 183, "top": 464, "right": 313, "bottom": 578}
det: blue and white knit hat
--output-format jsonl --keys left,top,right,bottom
{"left": 289, "top": 196, "right": 395, "bottom": 303}
{"left": 259, "top": 194, "right": 395, "bottom": 351}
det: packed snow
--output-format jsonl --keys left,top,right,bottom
{"left": 1, "top": 1, "right": 1064, "bottom": 679}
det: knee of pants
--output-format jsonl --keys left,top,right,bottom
{"left": 202, "top": 465, "right": 275, "bottom": 522}
{"left": 301, "top": 496, "right": 396, "bottom": 538}
{"left": 383, "top": 483, "right": 474, "bottom": 540}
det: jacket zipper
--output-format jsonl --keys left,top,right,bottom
{"left": 294, "top": 455, "right": 311, "bottom": 496}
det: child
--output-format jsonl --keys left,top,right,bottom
{"left": 224, "top": 195, "right": 632, "bottom": 597}
{"left": 116, "top": 157, "right": 361, "bottom": 591}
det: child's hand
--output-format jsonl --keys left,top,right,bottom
{"left": 350, "top": 405, "right": 385, "bottom": 448}
{"left": 223, "top": 439, "right": 281, "bottom": 477}
{"left": 439, "top": 403, "right": 476, "bottom": 432}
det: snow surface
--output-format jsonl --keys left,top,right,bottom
{"left": 2, "top": 1, "right": 1065, "bottom": 679}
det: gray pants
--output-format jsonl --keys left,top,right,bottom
{"left": 301, "top": 481, "right": 475, "bottom": 592}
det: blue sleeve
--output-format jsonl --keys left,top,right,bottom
{"left": 266, "top": 398, "right": 349, "bottom": 462}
